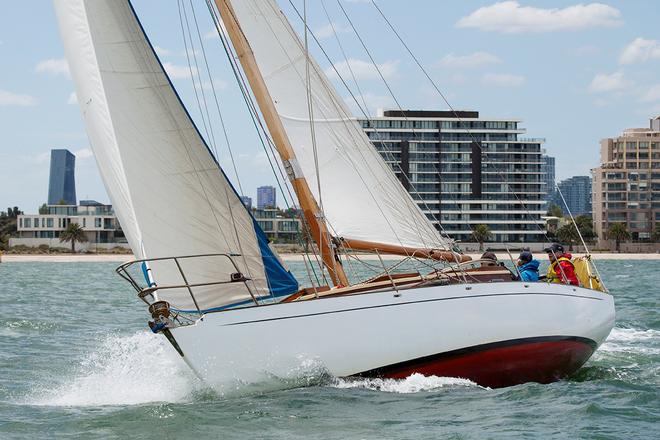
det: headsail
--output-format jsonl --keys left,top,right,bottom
{"left": 55, "top": 0, "right": 298, "bottom": 311}
{"left": 220, "top": 0, "right": 452, "bottom": 254}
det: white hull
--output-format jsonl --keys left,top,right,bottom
{"left": 169, "top": 282, "right": 615, "bottom": 389}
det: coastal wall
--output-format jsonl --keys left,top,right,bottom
{"left": 8, "top": 237, "right": 131, "bottom": 252}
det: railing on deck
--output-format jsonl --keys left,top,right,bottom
{"left": 116, "top": 253, "right": 255, "bottom": 315}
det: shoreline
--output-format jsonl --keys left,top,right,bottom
{"left": 1, "top": 252, "right": 658, "bottom": 263}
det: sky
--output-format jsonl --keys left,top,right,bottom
{"left": 1, "top": 0, "right": 659, "bottom": 213}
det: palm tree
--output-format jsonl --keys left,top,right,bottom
{"left": 59, "top": 222, "right": 88, "bottom": 253}
{"left": 556, "top": 223, "right": 579, "bottom": 251}
{"left": 607, "top": 223, "right": 630, "bottom": 252}
{"left": 472, "top": 224, "right": 493, "bottom": 251}
{"left": 652, "top": 223, "right": 660, "bottom": 242}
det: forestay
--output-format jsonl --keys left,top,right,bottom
{"left": 227, "top": 0, "right": 451, "bottom": 251}
{"left": 55, "top": 0, "right": 298, "bottom": 311}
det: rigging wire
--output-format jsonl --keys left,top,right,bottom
{"left": 188, "top": 0, "right": 245, "bottom": 197}
{"left": 178, "top": 0, "right": 218, "bottom": 154}
{"left": 302, "top": 0, "right": 341, "bottom": 282}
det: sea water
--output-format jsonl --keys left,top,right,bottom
{"left": 0, "top": 260, "right": 657, "bottom": 439}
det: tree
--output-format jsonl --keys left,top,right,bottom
{"left": 38, "top": 203, "right": 48, "bottom": 214}
{"left": 652, "top": 223, "right": 660, "bottom": 242}
{"left": 546, "top": 204, "right": 563, "bottom": 218}
{"left": 59, "top": 223, "right": 88, "bottom": 253}
{"left": 607, "top": 223, "right": 631, "bottom": 252}
{"left": 472, "top": 224, "right": 493, "bottom": 251}
{"left": 556, "top": 223, "right": 580, "bottom": 251}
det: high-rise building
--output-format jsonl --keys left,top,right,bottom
{"left": 541, "top": 154, "right": 556, "bottom": 204}
{"left": 359, "top": 110, "right": 546, "bottom": 243}
{"left": 555, "top": 176, "right": 592, "bottom": 216}
{"left": 257, "top": 185, "right": 276, "bottom": 209}
{"left": 593, "top": 116, "right": 660, "bottom": 243}
{"left": 240, "top": 196, "right": 252, "bottom": 209}
{"left": 47, "top": 149, "right": 77, "bottom": 205}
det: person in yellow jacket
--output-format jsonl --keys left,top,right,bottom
{"left": 543, "top": 243, "right": 579, "bottom": 286}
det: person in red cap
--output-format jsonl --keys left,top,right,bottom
{"left": 543, "top": 243, "right": 579, "bottom": 286}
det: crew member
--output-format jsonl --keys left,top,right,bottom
{"left": 480, "top": 251, "right": 498, "bottom": 267}
{"left": 517, "top": 250, "right": 539, "bottom": 282}
{"left": 543, "top": 243, "right": 579, "bottom": 286}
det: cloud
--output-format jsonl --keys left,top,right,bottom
{"left": 314, "top": 22, "right": 350, "bottom": 39}
{"left": 204, "top": 29, "right": 219, "bottom": 40}
{"left": 0, "top": 89, "right": 38, "bottom": 107}
{"left": 344, "top": 92, "right": 394, "bottom": 116}
{"left": 619, "top": 38, "right": 660, "bottom": 65}
{"left": 456, "top": 1, "right": 622, "bottom": 34}
{"left": 163, "top": 62, "right": 197, "bottom": 79}
{"left": 481, "top": 73, "right": 525, "bottom": 87}
{"left": 67, "top": 92, "right": 78, "bottom": 105}
{"left": 154, "top": 46, "right": 171, "bottom": 57}
{"left": 73, "top": 148, "right": 94, "bottom": 160}
{"left": 325, "top": 58, "right": 399, "bottom": 81}
{"left": 588, "top": 71, "right": 632, "bottom": 93}
{"left": 639, "top": 84, "right": 660, "bottom": 103}
{"left": 438, "top": 51, "right": 501, "bottom": 69}
{"left": 200, "top": 78, "right": 228, "bottom": 91}
{"left": 35, "top": 58, "right": 70, "bottom": 77}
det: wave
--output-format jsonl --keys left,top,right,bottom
{"left": 606, "top": 327, "right": 660, "bottom": 342}
{"left": 330, "top": 373, "right": 479, "bottom": 393}
{"left": 597, "top": 327, "right": 660, "bottom": 356}
{"left": 26, "top": 331, "right": 202, "bottom": 407}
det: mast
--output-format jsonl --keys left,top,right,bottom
{"left": 214, "top": 0, "right": 349, "bottom": 287}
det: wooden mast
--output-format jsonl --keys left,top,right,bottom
{"left": 214, "top": 0, "right": 349, "bottom": 287}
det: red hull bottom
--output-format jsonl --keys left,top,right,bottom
{"left": 358, "top": 336, "right": 597, "bottom": 389}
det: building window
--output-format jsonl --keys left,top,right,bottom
{"left": 24, "top": 218, "right": 31, "bottom": 228}
{"left": 95, "top": 218, "right": 102, "bottom": 228}
{"left": 46, "top": 218, "right": 53, "bottom": 228}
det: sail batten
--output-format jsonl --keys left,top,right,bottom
{"left": 55, "top": 0, "right": 298, "bottom": 311}
{"left": 225, "top": 0, "right": 453, "bottom": 252}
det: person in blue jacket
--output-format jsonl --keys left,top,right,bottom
{"left": 516, "top": 250, "right": 540, "bottom": 282}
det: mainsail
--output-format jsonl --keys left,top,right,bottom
{"left": 219, "top": 0, "right": 452, "bottom": 253}
{"left": 55, "top": 0, "right": 298, "bottom": 311}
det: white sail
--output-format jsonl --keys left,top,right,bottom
{"left": 55, "top": 0, "right": 297, "bottom": 311}
{"left": 227, "top": 0, "right": 450, "bottom": 251}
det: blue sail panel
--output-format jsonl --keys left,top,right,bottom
{"left": 252, "top": 217, "right": 299, "bottom": 297}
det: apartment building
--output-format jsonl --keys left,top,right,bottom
{"left": 593, "top": 116, "right": 660, "bottom": 242}
{"left": 359, "top": 110, "right": 546, "bottom": 243}
{"left": 11, "top": 200, "right": 128, "bottom": 250}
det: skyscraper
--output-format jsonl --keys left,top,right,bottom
{"left": 47, "top": 149, "right": 77, "bottom": 205}
{"left": 240, "top": 195, "right": 252, "bottom": 209}
{"left": 541, "top": 154, "right": 556, "bottom": 204}
{"left": 555, "top": 176, "right": 592, "bottom": 216}
{"left": 257, "top": 186, "right": 276, "bottom": 209}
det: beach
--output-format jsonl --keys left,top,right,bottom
{"left": 1, "top": 252, "right": 658, "bottom": 263}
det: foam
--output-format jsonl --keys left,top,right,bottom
{"left": 27, "top": 331, "right": 202, "bottom": 407}
{"left": 598, "top": 327, "right": 660, "bottom": 355}
{"left": 330, "top": 373, "right": 480, "bottom": 393}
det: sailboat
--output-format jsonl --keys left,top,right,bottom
{"left": 55, "top": 0, "right": 615, "bottom": 389}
